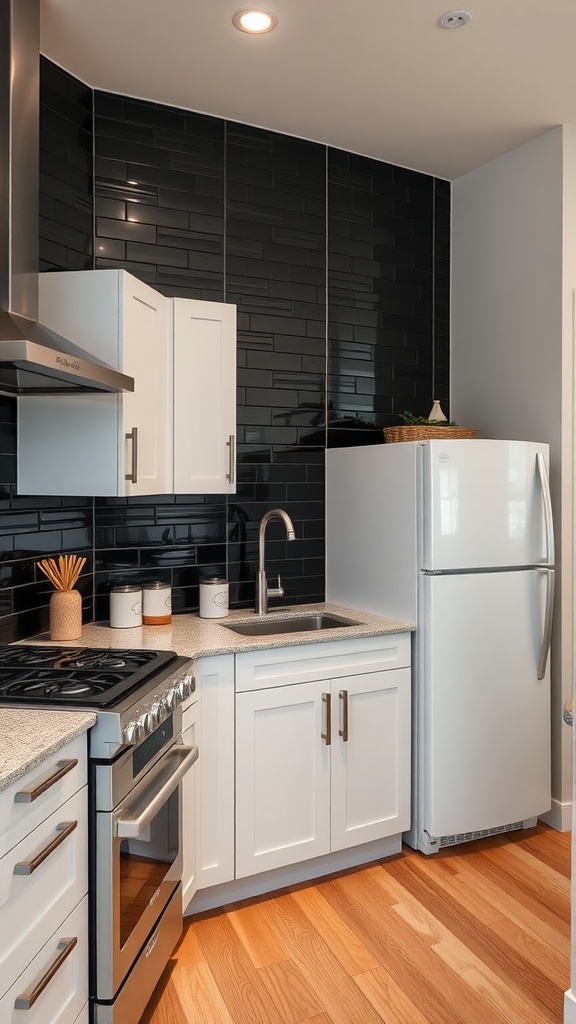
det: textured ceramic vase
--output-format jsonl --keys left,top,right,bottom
{"left": 50, "top": 589, "right": 82, "bottom": 641}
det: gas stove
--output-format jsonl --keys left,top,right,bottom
{"left": 0, "top": 644, "right": 194, "bottom": 758}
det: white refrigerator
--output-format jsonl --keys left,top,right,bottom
{"left": 326, "top": 439, "right": 554, "bottom": 854}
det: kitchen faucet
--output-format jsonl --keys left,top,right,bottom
{"left": 255, "top": 509, "right": 296, "bottom": 614}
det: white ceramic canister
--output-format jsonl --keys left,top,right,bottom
{"left": 142, "top": 581, "right": 172, "bottom": 625}
{"left": 199, "top": 577, "right": 229, "bottom": 618}
{"left": 110, "top": 585, "right": 142, "bottom": 628}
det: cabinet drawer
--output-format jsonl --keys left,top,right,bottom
{"left": 0, "top": 894, "right": 88, "bottom": 1023}
{"left": 0, "top": 787, "right": 87, "bottom": 992}
{"left": 0, "top": 734, "right": 87, "bottom": 857}
{"left": 235, "top": 634, "right": 411, "bottom": 692}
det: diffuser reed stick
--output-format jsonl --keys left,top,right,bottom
{"left": 38, "top": 554, "right": 86, "bottom": 591}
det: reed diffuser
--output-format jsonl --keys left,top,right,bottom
{"left": 38, "top": 555, "right": 86, "bottom": 641}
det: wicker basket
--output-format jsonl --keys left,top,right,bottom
{"left": 383, "top": 425, "right": 478, "bottom": 443}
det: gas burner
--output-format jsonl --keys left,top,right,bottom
{"left": 56, "top": 653, "right": 128, "bottom": 670}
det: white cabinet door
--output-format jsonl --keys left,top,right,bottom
{"left": 181, "top": 697, "right": 200, "bottom": 912}
{"left": 194, "top": 655, "right": 235, "bottom": 891}
{"left": 171, "top": 298, "right": 236, "bottom": 494}
{"left": 18, "top": 270, "right": 168, "bottom": 497}
{"left": 235, "top": 680, "right": 331, "bottom": 878}
{"left": 330, "top": 669, "right": 411, "bottom": 852}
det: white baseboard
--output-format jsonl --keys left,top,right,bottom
{"left": 564, "top": 989, "right": 576, "bottom": 1023}
{"left": 539, "top": 798, "right": 572, "bottom": 832}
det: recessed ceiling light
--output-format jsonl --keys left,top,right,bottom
{"left": 233, "top": 9, "right": 277, "bottom": 34}
{"left": 440, "top": 10, "right": 472, "bottom": 28}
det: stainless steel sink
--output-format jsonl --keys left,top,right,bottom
{"left": 223, "top": 613, "right": 361, "bottom": 637}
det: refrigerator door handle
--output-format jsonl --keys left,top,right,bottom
{"left": 537, "top": 567, "right": 555, "bottom": 680}
{"left": 536, "top": 452, "right": 555, "bottom": 566}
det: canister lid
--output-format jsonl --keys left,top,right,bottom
{"left": 142, "top": 581, "right": 170, "bottom": 590}
{"left": 201, "top": 577, "right": 227, "bottom": 585}
{"left": 111, "top": 585, "right": 141, "bottom": 593}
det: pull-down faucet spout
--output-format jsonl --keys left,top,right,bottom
{"left": 255, "top": 509, "right": 296, "bottom": 615}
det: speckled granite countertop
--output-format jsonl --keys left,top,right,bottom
{"left": 0, "top": 708, "right": 96, "bottom": 793}
{"left": 25, "top": 603, "right": 414, "bottom": 658}
{"left": 1, "top": 604, "right": 411, "bottom": 790}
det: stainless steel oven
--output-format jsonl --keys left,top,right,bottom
{"left": 92, "top": 706, "right": 198, "bottom": 1024}
{"left": 0, "top": 644, "right": 198, "bottom": 1024}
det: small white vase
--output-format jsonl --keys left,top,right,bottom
{"left": 428, "top": 399, "right": 447, "bottom": 422}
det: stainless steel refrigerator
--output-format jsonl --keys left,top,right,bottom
{"left": 326, "top": 439, "right": 554, "bottom": 854}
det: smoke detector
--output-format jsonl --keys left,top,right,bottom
{"left": 440, "top": 10, "right": 472, "bottom": 28}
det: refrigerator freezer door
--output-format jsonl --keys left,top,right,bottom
{"left": 419, "top": 570, "right": 551, "bottom": 841}
{"left": 421, "top": 439, "right": 551, "bottom": 571}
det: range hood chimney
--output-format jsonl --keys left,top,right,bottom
{"left": 0, "top": 0, "right": 134, "bottom": 395}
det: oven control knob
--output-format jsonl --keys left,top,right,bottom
{"left": 123, "top": 720, "right": 140, "bottom": 745}
{"left": 147, "top": 703, "right": 161, "bottom": 730}
{"left": 138, "top": 712, "right": 150, "bottom": 737}
{"left": 164, "top": 687, "right": 178, "bottom": 712}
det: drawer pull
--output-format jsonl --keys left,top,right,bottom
{"left": 14, "top": 936, "right": 77, "bottom": 1010}
{"left": 13, "top": 820, "right": 78, "bottom": 876}
{"left": 321, "top": 692, "right": 331, "bottom": 746}
{"left": 14, "top": 759, "right": 78, "bottom": 803}
{"left": 339, "top": 689, "right": 349, "bottom": 742}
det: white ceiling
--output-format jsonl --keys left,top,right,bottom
{"left": 40, "top": 0, "right": 576, "bottom": 181}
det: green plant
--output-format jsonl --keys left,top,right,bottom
{"left": 398, "top": 410, "right": 458, "bottom": 427}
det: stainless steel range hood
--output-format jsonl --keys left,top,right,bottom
{"left": 0, "top": 0, "right": 134, "bottom": 395}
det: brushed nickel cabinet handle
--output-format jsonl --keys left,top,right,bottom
{"left": 14, "top": 936, "right": 77, "bottom": 1010}
{"left": 14, "top": 759, "right": 78, "bottom": 803}
{"left": 321, "top": 692, "right": 331, "bottom": 746}
{"left": 226, "top": 434, "right": 235, "bottom": 484}
{"left": 339, "top": 689, "right": 349, "bottom": 742}
{"left": 125, "top": 426, "right": 138, "bottom": 483}
{"left": 13, "top": 820, "right": 77, "bottom": 875}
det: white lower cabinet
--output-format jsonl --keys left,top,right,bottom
{"left": 0, "top": 896, "right": 88, "bottom": 1024}
{"left": 193, "top": 654, "right": 235, "bottom": 892}
{"left": 0, "top": 733, "right": 89, "bottom": 1023}
{"left": 181, "top": 690, "right": 200, "bottom": 911}
{"left": 234, "top": 635, "right": 411, "bottom": 879}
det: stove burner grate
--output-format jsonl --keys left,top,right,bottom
{"left": 0, "top": 645, "right": 179, "bottom": 709}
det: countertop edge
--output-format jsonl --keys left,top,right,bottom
{"left": 0, "top": 709, "right": 96, "bottom": 793}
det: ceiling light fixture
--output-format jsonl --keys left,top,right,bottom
{"left": 233, "top": 9, "right": 277, "bottom": 34}
{"left": 439, "top": 10, "right": 472, "bottom": 28}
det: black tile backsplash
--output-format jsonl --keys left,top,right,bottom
{"left": 0, "top": 60, "right": 450, "bottom": 641}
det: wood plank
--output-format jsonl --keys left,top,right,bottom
{"left": 289, "top": 882, "right": 381, "bottom": 975}
{"left": 257, "top": 958, "right": 325, "bottom": 1021}
{"left": 193, "top": 910, "right": 288, "bottom": 1024}
{"left": 354, "top": 965, "right": 433, "bottom": 1024}
{"left": 171, "top": 960, "right": 236, "bottom": 1024}
{"left": 227, "top": 900, "right": 288, "bottom": 968}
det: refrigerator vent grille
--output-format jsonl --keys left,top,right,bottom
{"left": 438, "top": 821, "right": 523, "bottom": 849}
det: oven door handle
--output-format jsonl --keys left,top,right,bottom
{"left": 115, "top": 744, "right": 199, "bottom": 839}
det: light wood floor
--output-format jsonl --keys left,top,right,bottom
{"left": 141, "top": 824, "right": 571, "bottom": 1024}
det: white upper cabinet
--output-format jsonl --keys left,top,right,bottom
{"left": 17, "top": 277, "right": 237, "bottom": 497}
{"left": 169, "top": 298, "right": 237, "bottom": 495}
{"left": 18, "top": 270, "right": 169, "bottom": 497}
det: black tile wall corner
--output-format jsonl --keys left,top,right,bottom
{"left": 327, "top": 149, "right": 450, "bottom": 441}
{"left": 0, "top": 58, "right": 450, "bottom": 640}
{"left": 39, "top": 57, "right": 93, "bottom": 272}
